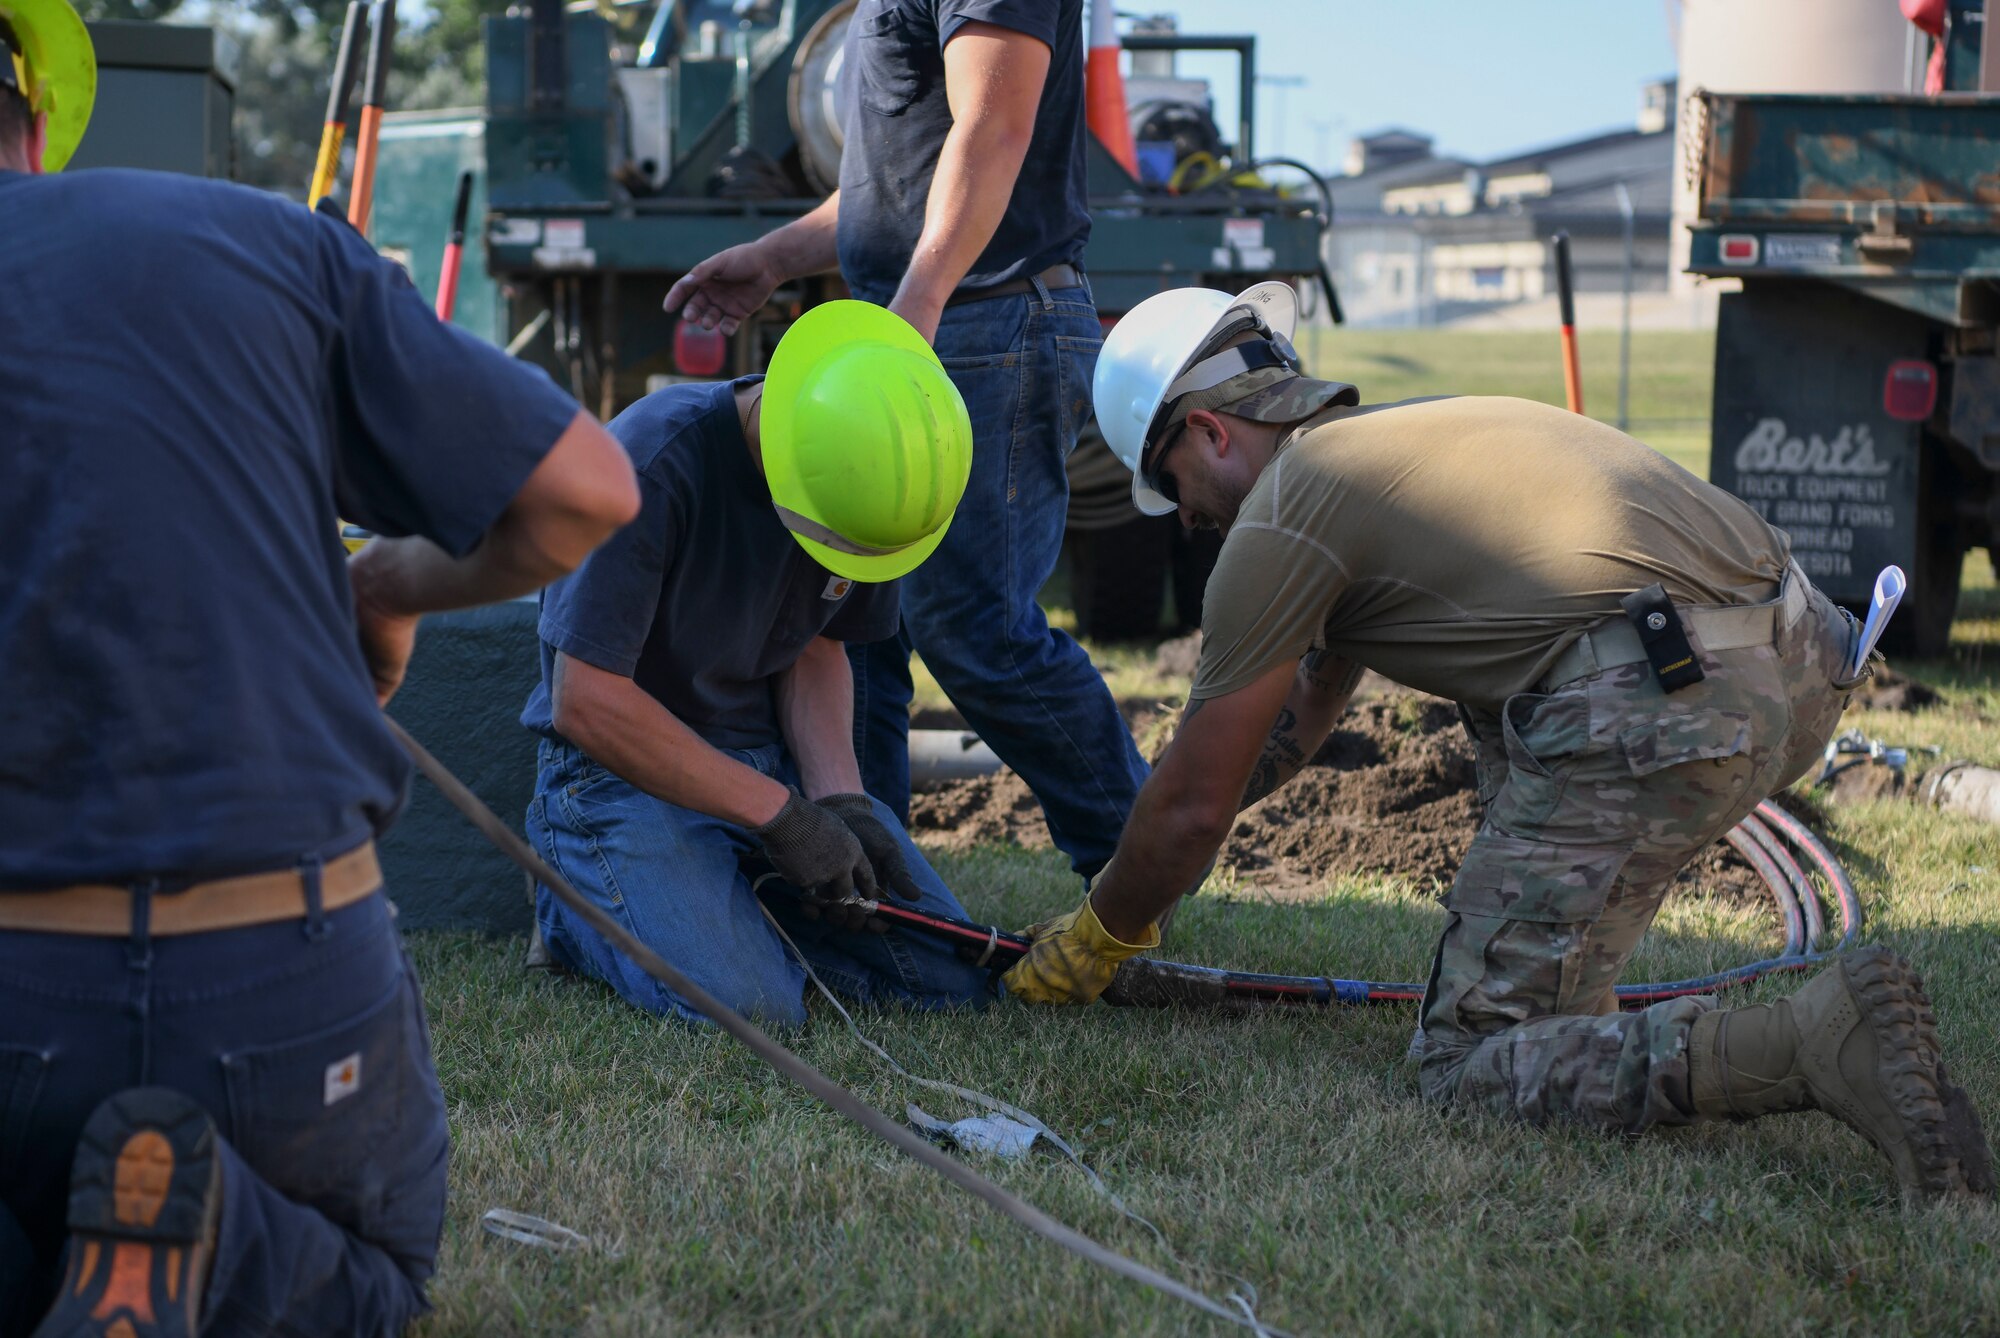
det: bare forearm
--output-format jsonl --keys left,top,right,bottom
{"left": 349, "top": 410, "right": 636, "bottom": 617}
{"left": 1238, "top": 652, "right": 1363, "bottom": 810}
{"left": 554, "top": 658, "right": 787, "bottom": 828}
{"left": 758, "top": 192, "right": 842, "bottom": 280}
{"left": 1090, "top": 773, "right": 1229, "bottom": 938}
{"left": 1088, "top": 701, "right": 1237, "bottom": 941}
{"left": 348, "top": 523, "right": 565, "bottom": 621}
{"left": 1086, "top": 659, "right": 1307, "bottom": 941}
{"left": 775, "top": 639, "right": 865, "bottom": 799}
{"left": 892, "top": 24, "right": 1044, "bottom": 323}
{"left": 893, "top": 127, "right": 1028, "bottom": 313}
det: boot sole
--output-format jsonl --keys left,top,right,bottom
{"left": 1819, "top": 947, "right": 1994, "bottom": 1199}
{"left": 32, "top": 1089, "right": 221, "bottom": 1338}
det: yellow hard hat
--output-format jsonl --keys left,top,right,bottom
{"left": 761, "top": 301, "right": 973, "bottom": 583}
{"left": 0, "top": 0, "right": 94, "bottom": 170}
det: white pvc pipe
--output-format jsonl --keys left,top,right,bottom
{"left": 1930, "top": 764, "right": 2000, "bottom": 827}
{"left": 908, "top": 728, "right": 1004, "bottom": 786}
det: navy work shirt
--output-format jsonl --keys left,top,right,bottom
{"left": 0, "top": 170, "right": 579, "bottom": 889}
{"left": 836, "top": 0, "right": 1089, "bottom": 305}
{"left": 522, "top": 380, "right": 898, "bottom": 752}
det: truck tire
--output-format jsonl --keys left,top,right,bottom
{"left": 1170, "top": 526, "right": 1223, "bottom": 632}
{"left": 1886, "top": 517, "right": 1963, "bottom": 660}
{"left": 1068, "top": 516, "right": 1171, "bottom": 642}
{"left": 1883, "top": 438, "right": 1966, "bottom": 661}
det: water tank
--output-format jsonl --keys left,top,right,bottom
{"left": 1670, "top": 0, "right": 1919, "bottom": 291}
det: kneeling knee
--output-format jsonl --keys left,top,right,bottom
{"left": 658, "top": 966, "right": 807, "bottom": 1028}
{"left": 1415, "top": 1041, "right": 1472, "bottom": 1106}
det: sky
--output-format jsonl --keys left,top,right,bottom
{"left": 1138, "top": 1, "right": 1681, "bottom": 171}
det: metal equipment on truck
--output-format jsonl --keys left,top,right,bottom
{"left": 1684, "top": 49, "right": 1999, "bottom": 655}
{"left": 370, "top": 0, "right": 1338, "bottom": 640}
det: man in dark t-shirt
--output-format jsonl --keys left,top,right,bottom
{"left": 522, "top": 302, "right": 992, "bottom": 1024}
{"left": 663, "top": 0, "right": 1148, "bottom": 887}
{"left": 0, "top": 6, "right": 639, "bottom": 1330}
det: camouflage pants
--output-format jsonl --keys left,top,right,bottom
{"left": 1417, "top": 570, "right": 1862, "bottom": 1132}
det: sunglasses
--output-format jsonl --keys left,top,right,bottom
{"left": 1142, "top": 422, "right": 1189, "bottom": 508}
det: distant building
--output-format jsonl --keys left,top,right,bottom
{"left": 1326, "top": 79, "right": 1678, "bottom": 326}
{"left": 1342, "top": 127, "right": 1435, "bottom": 178}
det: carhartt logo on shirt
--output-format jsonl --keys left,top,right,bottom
{"left": 823, "top": 576, "right": 853, "bottom": 600}
{"left": 325, "top": 1053, "right": 362, "bottom": 1105}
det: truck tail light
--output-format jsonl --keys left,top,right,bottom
{"left": 1719, "top": 234, "right": 1759, "bottom": 265}
{"left": 1883, "top": 359, "right": 1937, "bottom": 422}
{"left": 674, "top": 321, "right": 728, "bottom": 377}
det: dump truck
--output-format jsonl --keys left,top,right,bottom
{"left": 1684, "top": 84, "right": 2000, "bottom": 655}
{"left": 371, "top": 0, "right": 1338, "bottom": 640}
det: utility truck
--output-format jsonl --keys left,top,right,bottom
{"left": 1685, "top": 80, "right": 2000, "bottom": 654}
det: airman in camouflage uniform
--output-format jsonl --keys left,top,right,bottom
{"left": 1003, "top": 283, "right": 1992, "bottom": 1195}
{"left": 1427, "top": 565, "right": 1859, "bottom": 1129}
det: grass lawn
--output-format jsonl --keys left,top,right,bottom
{"left": 407, "top": 331, "right": 2000, "bottom": 1335}
{"left": 1301, "top": 325, "right": 1717, "bottom": 475}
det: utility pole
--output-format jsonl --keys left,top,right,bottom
{"left": 1309, "top": 117, "right": 1342, "bottom": 173}
{"left": 1616, "top": 180, "right": 1636, "bottom": 431}
{"left": 1255, "top": 74, "right": 1306, "bottom": 158}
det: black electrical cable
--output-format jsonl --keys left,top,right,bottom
{"left": 1233, "top": 156, "right": 1335, "bottom": 230}
{"left": 1229, "top": 157, "right": 1342, "bottom": 323}
{"left": 1723, "top": 821, "right": 1805, "bottom": 957}
{"left": 1739, "top": 811, "right": 1826, "bottom": 951}
{"left": 811, "top": 801, "right": 1866, "bottom": 1012}
{"left": 1755, "top": 798, "right": 1864, "bottom": 951}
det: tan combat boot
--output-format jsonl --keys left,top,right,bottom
{"left": 1689, "top": 945, "right": 1994, "bottom": 1197}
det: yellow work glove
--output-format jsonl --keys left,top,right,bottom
{"left": 1001, "top": 898, "right": 1160, "bottom": 1006}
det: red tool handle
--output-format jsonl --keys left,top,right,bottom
{"left": 434, "top": 170, "right": 473, "bottom": 322}
{"left": 1552, "top": 230, "right": 1583, "bottom": 414}
{"left": 346, "top": 0, "right": 397, "bottom": 235}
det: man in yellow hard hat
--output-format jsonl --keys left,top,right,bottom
{"left": 0, "top": 0, "right": 641, "bottom": 1332}
{"left": 664, "top": 0, "right": 1150, "bottom": 898}
{"left": 520, "top": 300, "right": 995, "bottom": 1022}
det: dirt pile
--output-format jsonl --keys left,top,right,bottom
{"left": 909, "top": 692, "right": 1766, "bottom": 899}
{"left": 1820, "top": 760, "right": 1907, "bottom": 805}
{"left": 1852, "top": 665, "right": 1942, "bottom": 713}
{"left": 1221, "top": 698, "right": 1479, "bottom": 891}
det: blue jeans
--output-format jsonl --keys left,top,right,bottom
{"left": 0, "top": 890, "right": 448, "bottom": 1335}
{"left": 849, "top": 282, "right": 1149, "bottom": 880}
{"left": 525, "top": 739, "right": 992, "bottom": 1025}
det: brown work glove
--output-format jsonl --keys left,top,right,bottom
{"left": 816, "top": 793, "right": 924, "bottom": 903}
{"left": 750, "top": 790, "right": 878, "bottom": 931}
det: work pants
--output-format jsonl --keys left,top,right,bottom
{"left": 848, "top": 279, "right": 1150, "bottom": 881}
{"left": 526, "top": 739, "right": 992, "bottom": 1025}
{"left": 0, "top": 892, "right": 448, "bottom": 1335}
{"left": 1418, "top": 576, "right": 1861, "bottom": 1130}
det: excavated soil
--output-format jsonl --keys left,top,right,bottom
{"left": 909, "top": 692, "right": 1767, "bottom": 902}
{"left": 1820, "top": 760, "right": 1908, "bottom": 805}
{"left": 1851, "top": 665, "right": 1943, "bottom": 713}
{"left": 1221, "top": 698, "right": 1479, "bottom": 892}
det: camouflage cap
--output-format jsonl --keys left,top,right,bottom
{"left": 1163, "top": 366, "right": 1359, "bottom": 434}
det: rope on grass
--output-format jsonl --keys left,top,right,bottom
{"left": 754, "top": 890, "right": 1279, "bottom": 1337}
{"left": 388, "top": 717, "right": 1281, "bottom": 1336}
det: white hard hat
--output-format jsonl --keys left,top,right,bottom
{"left": 1092, "top": 281, "right": 1300, "bottom": 517}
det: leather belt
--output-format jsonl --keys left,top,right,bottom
{"left": 944, "top": 263, "right": 1083, "bottom": 308}
{"left": 1540, "top": 561, "right": 1809, "bottom": 693}
{"left": 0, "top": 841, "right": 382, "bottom": 937}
